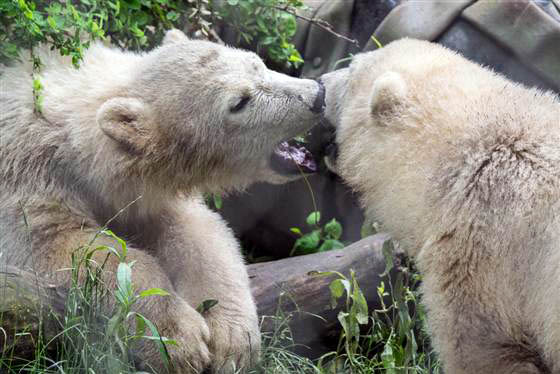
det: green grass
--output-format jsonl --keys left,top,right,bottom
{"left": 1, "top": 232, "right": 439, "bottom": 373}
{"left": 249, "top": 243, "right": 440, "bottom": 374}
{"left": 0, "top": 229, "right": 174, "bottom": 374}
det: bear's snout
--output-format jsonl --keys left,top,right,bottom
{"left": 319, "top": 67, "right": 350, "bottom": 128}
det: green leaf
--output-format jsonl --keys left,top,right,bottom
{"left": 404, "top": 329, "right": 418, "bottom": 365}
{"left": 135, "top": 312, "right": 147, "bottom": 337}
{"left": 289, "top": 227, "right": 302, "bottom": 236}
{"left": 1, "top": 42, "right": 19, "bottom": 58}
{"left": 139, "top": 288, "right": 171, "bottom": 298}
{"left": 329, "top": 279, "right": 346, "bottom": 299}
{"left": 213, "top": 194, "right": 223, "bottom": 210}
{"left": 106, "top": 313, "right": 122, "bottom": 337}
{"left": 260, "top": 36, "right": 276, "bottom": 46}
{"left": 360, "top": 220, "right": 376, "bottom": 238}
{"left": 318, "top": 239, "right": 344, "bottom": 252}
{"left": 280, "top": 13, "right": 297, "bottom": 36}
{"left": 256, "top": 17, "right": 267, "bottom": 32}
{"left": 380, "top": 239, "right": 395, "bottom": 277}
{"left": 324, "top": 218, "right": 343, "bottom": 240}
{"left": 114, "top": 288, "right": 127, "bottom": 304}
{"left": 47, "top": 16, "right": 58, "bottom": 30}
{"left": 306, "top": 211, "right": 321, "bottom": 226}
{"left": 135, "top": 313, "right": 174, "bottom": 369}
{"left": 135, "top": 11, "right": 150, "bottom": 25}
{"left": 116, "top": 262, "right": 133, "bottom": 301}
{"left": 32, "top": 77, "right": 42, "bottom": 91}
{"left": 47, "top": 3, "right": 62, "bottom": 15}
{"left": 130, "top": 25, "right": 145, "bottom": 38}
{"left": 102, "top": 229, "right": 128, "bottom": 259}
{"left": 381, "top": 339, "right": 397, "bottom": 373}
{"left": 307, "top": 270, "right": 346, "bottom": 279}
{"left": 337, "top": 311, "right": 350, "bottom": 338}
{"left": 196, "top": 299, "right": 219, "bottom": 314}
{"left": 351, "top": 275, "right": 369, "bottom": 324}
{"left": 288, "top": 52, "right": 304, "bottom": 63}
{"left": 292, "top": 230, "right": 321, "bottom": 255}
{"left": 123, "top": 0, "right": 142, "bottom": 10}
{"left": 226, "top": 0, "right": 239, "bottom": 4}
{"left": 166, "top": 11, "right": 179, "bottom": 21}
{"left": 329, "top": 278, "right": 349, "bottom": 308}
{"left": 137, "top": 335, "right": 177, "bottom": 344}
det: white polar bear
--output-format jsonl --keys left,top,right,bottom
{"left": 0, "top": 29, "right": 324, "bottom": 373}
{"left": 321, "top": 39, "right": 560, "bottom": 374}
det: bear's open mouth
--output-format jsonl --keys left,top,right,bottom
{"left": 270, "top": 139, "right": 317, "bottom": 175}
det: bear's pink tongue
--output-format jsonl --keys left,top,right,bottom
{"left": 271, "top": 140, "right": 317, "bottom": 175}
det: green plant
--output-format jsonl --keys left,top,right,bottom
{"left": 290, "top": 211, "right": 345, "bottom": 256}
{"left": 0, "top": 0, "right": 191, "bottom": 66}
{"left": 97, "top": 230, "right": 177, "bottom": 370}
{"left": 216, "top": 0, "right": 304, "bottom": 68}
{"left": 248, "top": 297, "right": 318, "bottom": 374}
{"left": 360, "top": 218, "right": 380, "bottom": 239}
{"left": 314, "top": 239, "right": 440, "bottom": 373}
{"left": 313, "top": 269, "right": 370, "bottom": 364}
{"left": 205, "top": 192, "right": 223, "bottom": 210}
{"left": 243, "top": 238, "right": 441, "bottom": 373}
{"left": 0, "top": 229, "right": 176, "bottom": 373}
{"left": 0, "top": 0, "right": 305, "bottom": 69}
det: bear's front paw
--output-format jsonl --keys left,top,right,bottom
{"left": 206, "top": 308, "right": 261, "bottom": 373}
{"left": 153, "top": 300, "right": 212, "bottom": 374}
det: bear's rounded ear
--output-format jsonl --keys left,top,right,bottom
{"left": 370, "top": 71, "right": 408, "bottom": 117}
{"left": 163, "top": 29, "right": 189, "bottom": 45}
{"left": 96, "top": 97, "right": 152, "bottom": 153}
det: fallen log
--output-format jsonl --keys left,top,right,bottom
{"left": 248, "top": 233, "right": 403, "bottom": 358}
{"left": 0, "top": 267, "right": 66, "bottom": 359}
{"left": 0, "top": 234, "right": 402, "bottom": 359}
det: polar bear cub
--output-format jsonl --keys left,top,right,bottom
{"left": 0, "top": 30, "right": 324, "bottom": 373}
{"left": 321, "top": 39, "right": 560, "bottom": 374}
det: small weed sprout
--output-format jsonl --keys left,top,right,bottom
{"left": 290, "top": 211, "right": 345, "bottom": 256}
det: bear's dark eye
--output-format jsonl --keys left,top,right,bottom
{"left": 230, "top": 96, "right": 251, "bottom": 113}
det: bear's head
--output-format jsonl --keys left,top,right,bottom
{"left": 319, "top": 38, "right": 560, "bottom": 253}
{"left": 319, "top": 41, "right": 429, "bottom": 233}
{"left": 95, "top": 30, "right": 324, "bottom": 194}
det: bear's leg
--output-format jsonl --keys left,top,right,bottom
{"left": 13, "top": 206, "right": 212, "bottom": 374}
{"left": 425, "top": 298, "right": 549, "bottom": 374}
{"left": 440, "top": 340, "right": 548, "bottom": 374}
{"left": 92, "top": 247, "right": 213, "bottom": 374}
{"left": 158, "top": 197, "right": 260, "bottom": 374}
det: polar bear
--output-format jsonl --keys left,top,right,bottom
{"left": 0, "top": 30, "right": 324, "bottom": 373}
{"left": 321, "top": 39, "right": 560, "bottom": 374}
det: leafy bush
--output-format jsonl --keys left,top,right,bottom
{"left": 0, "top": 0, "right": 304, "bottom": 68}
{"left": 217, "top": 0, "right": 304, "bottom": 67}
{"left": 0, "top": 0, "right": 182, "bottom": 66}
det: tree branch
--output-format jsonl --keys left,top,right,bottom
{"left": 273, "top": 5, "right": 360, "bottom": 48}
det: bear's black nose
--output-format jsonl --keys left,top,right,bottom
{"left": 311, "top": 80, "right": 326, "bottom": 114}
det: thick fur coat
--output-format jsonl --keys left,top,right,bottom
{"left": 321, "top": 39, "right": 560, "bottom": 374}
{"left": 0, "top": 30, "right": 323, "bottom": 373}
